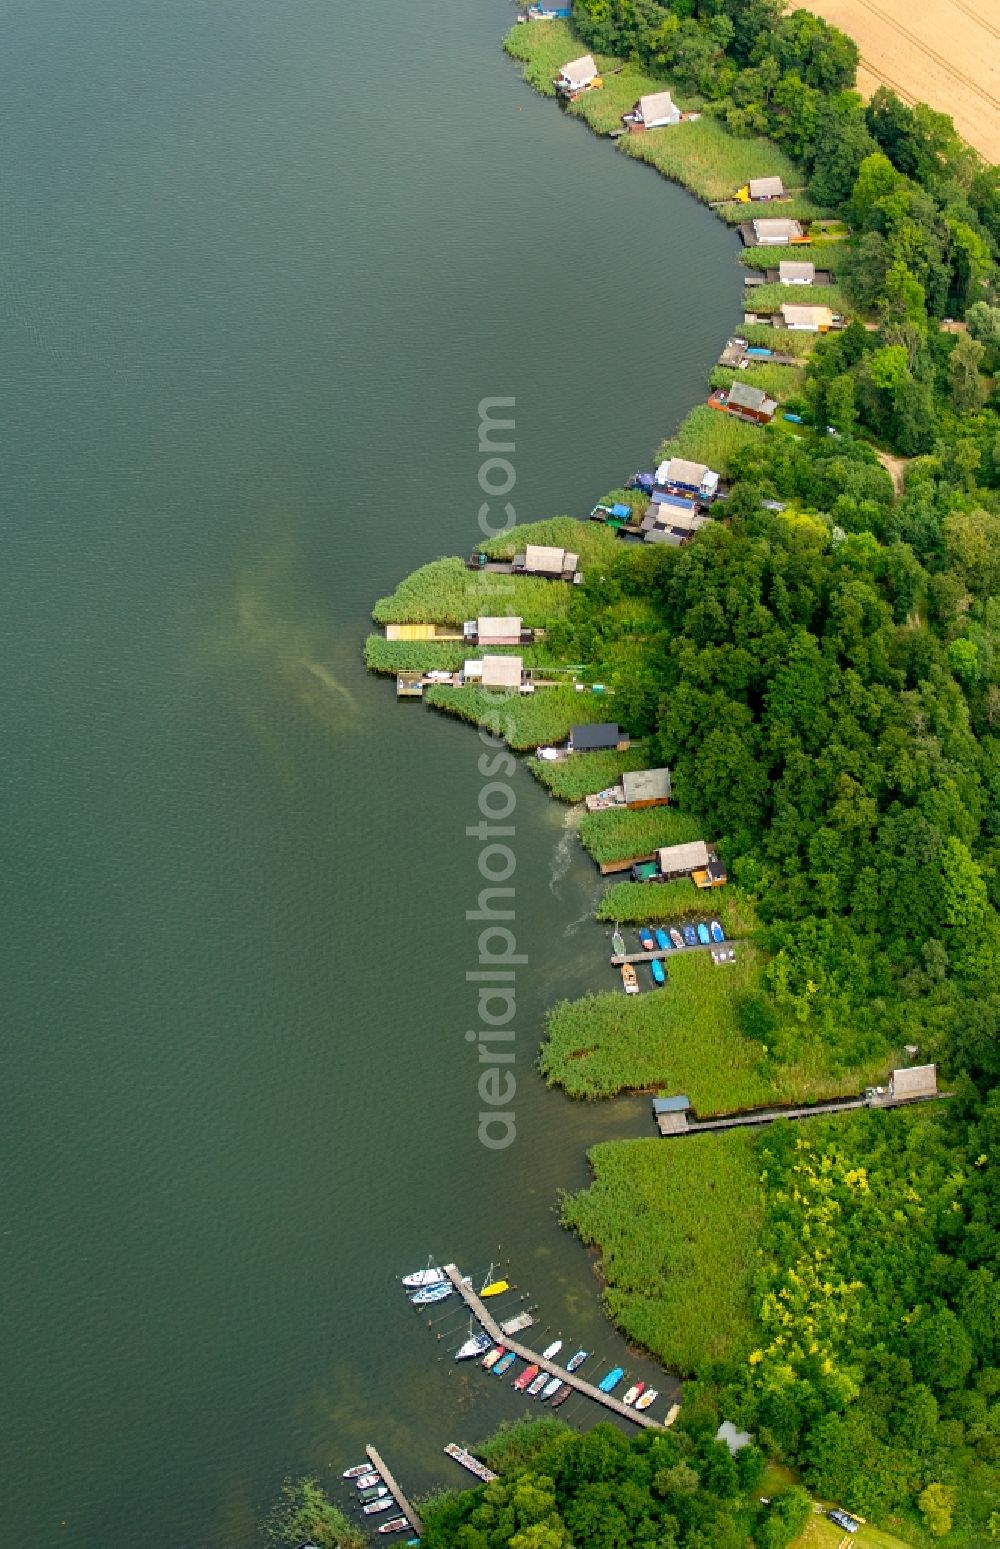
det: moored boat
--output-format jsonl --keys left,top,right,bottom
{"left": 638, "top": 926, "right": 655, "bottom": 951}
{"left": 622, "top": 1381, "right": 645, "bottom": 1406}
{"left": 697, "top": 922, "right": 710, "bottom": 944}
{"left": 456, "top": 1332, "right": 491, "bottom": 1361}
{"left": 379, "top": 1518, "right": 410, "bottom": 1535}
{"left": 481, "top": 1345, "right": 505, "bottom": 1369}
{"left": 343, "top": 1462, "right": 374, "bottom": 1479}
{"left": 401, "top": 1265, "right": 446, "bottom": 1289}
{"left": 411, "top": 1282, "right": 453, "bottom": 1306}
{"left": 669, "top": 927, "right": 684, "bottom": 949}
{"left": 654, "top": 927, "right": 670, "bottom": 951}
{"left": 710, "top": 920, "right": 725, "bottom": 942}
{"left": 622, "top": 962, "right": 639, "bottom": 994}
{"left": 651, "top": 958, "right": 666, "bottom": 986}
{"left": 527, "top": 1372, "right": 548, "bottom": 1395}
{"left": 493, "top": 1351, "right": 517, "bottom": 1375}
{"left": 551, "top": 1382, "right": 573, "bottom": 1407}
{"left": 566, "top": 1349, "right": 589, "bottom": 1372}
{"left": 480, "top": 1279, "right": 509, "bottom": 1297}
{"left": 363, "top": 1498, "right": 397, "bottom": 1515}
{"left": 541, "top": 1340, "right": 563, "bottom": 1360}
{"left": 541, "top": 1377, "right": 562, "bottom": 1399}
{"left": 598, "top": 1366, "right": 624, "bottom": 1392}
{"left": 514, "top": 1363, "right": 539, "bottom": 1392}
{"left": 355, "top": 1472, "right": 380, "bottom": 1490}
{"left": 612, "top": 927, "right": 626, "bottom": 956}
{"left": 634, "top": 1388, "right": 658, "bottom": 1410}
{"left": 359, "top": 1486, "right": 390, "bottom": 1502}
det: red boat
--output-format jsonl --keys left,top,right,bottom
{"left": 514, "top": 1363, "right": 539, "bottom": 1392}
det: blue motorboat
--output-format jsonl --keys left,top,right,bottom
{"left": 598, "top": 1366, "right": 625, "bottom": 1393}
{"left": 566, "top": 1349, "right": 589, "bottom": 1372}
{"left": 651, "top": 959, "right": 666, "bottom": 986}
{"left": 697, "top": 922, "right": 710, "bottom": 945}
{"left": 493, "top": 1351, "right": 517, "bottom": 1376}
{"left": 638, "top": 927, "right": 655, "bottom": 951}
{"left": 412, "top": 1282, "right": 453, "bottom": 1306}
{"left": 682, "top": 924, "right": 697, "bottom": 948}
{"left": 710, "top": 920, "right": 725, "bottom": 942}
{"left": 654, "top": 928, "right": 670, "bottom": 951}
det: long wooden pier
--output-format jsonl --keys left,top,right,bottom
{"left": 610, "top": 941, "right": 731, "bottom": 965}
{"left": 365, "top": 1445, "right": 423, "bottom": 1538}
{"left": 443, "top": 1265, "right": 660, "bottom": 1429}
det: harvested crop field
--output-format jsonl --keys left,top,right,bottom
{"left": 805, "top": 0, "right": 1000, "bottom": 162}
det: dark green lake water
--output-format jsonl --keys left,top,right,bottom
{"left": 0, "top": 1, "right": 737, "bottom": 1543}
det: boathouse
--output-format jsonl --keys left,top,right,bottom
{"left": 719, "top": 381, "right": 777, "bottom": 424}
{"left": 622, "top": 768, "right": 671, "bottom": 808}
{"left": 656, "top": 840, "right": 711, "bottom": 880}
{"left": 652, "top": 1095, "right": 691, "bottom": 1136}
{"left": 780, "top": 302, "right": 837, "bottom": 332}
{"left": 888, "top": 1064, "right": 938, "bottom": 1101}
{"left": 748, "top": 176, "right": 784, "bottom": 201}
{"left": 479, "top": 655, "right": 525, "bottom": 690}
{"left": 465, "top": 615, "right": 523, "bottom": 646}
{"left": 555, "top": 55, "right": 599, "bottom": 97}
{"left": 778, "top": 259, "right": 815, "bottom": 285}
{"left": 569, "top": 722, "right": 626, "bottom": 753}
{"left": 527, "top": 2, "right": 572, "bottom": 16}
{"left": 513, "top": 544, "right": 580, "bottom": 581}
{"left": 643, "top": 507, "right": 709, "bottom": 546}
{"left": 753, "top": 217, "right": 805, "bottom": 245}
{"left": 654, "top": 457, "right": 720, "bottom": 499}
{"left": 625, "top": 90, "right": 680, "bottom": 130}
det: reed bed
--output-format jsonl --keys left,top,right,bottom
{"left": 597, "top": 880, "right": 759, "bottom": 937}
{"left": 578, "top": 806, "right": 703, "bottom": 865}
{"left": 424, "top": 683, "right": 613, "bottom": 751}
{"left": 656, "top": 405, "right": 765, "bottom": 477}
{"left": 528, "top": 743, "right": 653, "bottom": 802}
{"left": 371, "top": 557, "right": 573, "bottom": 628}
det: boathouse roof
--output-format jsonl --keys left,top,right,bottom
{"left": 778, "top": 260, "right": 815, "bottom": 283}
{"left": 657, "top": 839, "right": 710, "bottom": 873}
{"left": 889, "top": 1064, "right": 938, "bottom": 1099}
{"left": 570, "top": 722, "right": 622, "bottom": 751}
{"left": 477, "top": 615, "right": 522, "bottom": 638}
{"left": 622, "top": 768, "right": 672, "bottom": 804}
{"left": 749, "top": 176, "right": 784, "bottom": 199}
{"left": 480, "top": 655, "right": 523, "bottom": 689}
{"left": 638, "top": 90, "right": 678, "bottom": 124}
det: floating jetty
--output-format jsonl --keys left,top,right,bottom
{"left": 499, "top": 1310, "right": 535, "bottom": 1336}
{"left": 610, "top": 942, "right": 731, "bottom": 965}
{"left": 364, "top": 1445, "right": 423, "bottom": 1538}
{"left": 445, "top": 1443, "right": 498, "bottom": 1483}
{"left": 443, "top": 1265, "right": 664, "bottom": 1429}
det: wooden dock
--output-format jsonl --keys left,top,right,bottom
{"left": 656, "top": 1090, "right": 951, "bottom": 1138}
{"left": 365, "top": 1445, "right": 423, "bottom": 1538}
{"left": 443, "top": 1265, "right": 660, "bottom": 1429}
{"left": 610, "top": 941, "right": 729, "bottom": 965}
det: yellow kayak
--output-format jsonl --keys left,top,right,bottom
{"left": 480, "top": 1280, "right": 509, "bottom": 1298}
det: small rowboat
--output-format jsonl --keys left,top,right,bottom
{"left": 541, "top": 1377, "right": 562, "bottom": 1399}
{"left": 550, "top": 1382, "right": 573, "bottom": 1407}
{"left": 598, "top": 1366, "right": 624, "bottom": 1393}
{"left": 481, "top": 1345, "right": 505, "bottom": 1370}
{"left": 634, "top": 1388, "right": 658, "bottom": 1410}
{"left": 622, "top": 963, "right": 639, "bottom": 994}
{"left": 527, "top": 1372, "right": 548, "bottom": 1395}
{"left": 612, "top": 928, "right": 626, "bottom": 956}
{"left": 541, "top": 1340, "right": 563, "bottom": 1360}
{"left": 481, "top": 1279, "right": 509, "bottom": 1297}
{"left": 359, "top": 1486, "right": 389, "bottom": 1502}
{"left": 710, "top": 920, "right": 725, "bottom": 942}
{"left": 622, "top": 1381, "right": 645, "bottom": 1406}
{"left": 650, "top": 959, "right": 666, "bottom": 986}
{"left": 697, "top": 922, "right": 710, "bottom": 945}
{"left": 363, "top": 1498, "right": 397, "bottom": 1515}
{"left": 514, "top": 1363, "right": 539, "bottom": 1392}
{"left": 343, "top": 1462, "right": 374, "bottom": 1479}
{"left": 493, "top": 1351, "right": 517, "bottom": 1375}
{"left": 355, "top": 1473, "right": 380, "bottom": 1491}
{"left": 566, "top": 1350, "right": 588, "bottom": 1372}
{"left": 654, "top": 928, "right": 670, "bottom": 951}
{"left": 669, "top": 928, "right": 684, "bottom": 949}
{"left": 379, "top": 1518, "right": 410, "bottom": 1535}
{"left": 638, "top": 927, "right": 655, "bottom": 951}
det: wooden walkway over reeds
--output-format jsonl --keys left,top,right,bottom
{"left": 610, "top": 941, "right": 734, "bottom": 965}
{"left": 442, "top": 1265, "right": 660, "bottom": 1429}
{"left": 657, "top": 1090, "right": 951, "bottom": 1138}
{"left": 365, "top": 1445, "right": 422, "bottom": 1537}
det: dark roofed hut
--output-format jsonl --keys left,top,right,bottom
{"left": 569, "top": 722, "right": 626, "bottom": 753}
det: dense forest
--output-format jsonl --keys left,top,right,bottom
{"left": 347, "top": 1, "right": 1000, "bottom": 1544}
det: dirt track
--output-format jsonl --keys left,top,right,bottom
{"left": 805, "top": 0, "right": 999, "bottom": 162}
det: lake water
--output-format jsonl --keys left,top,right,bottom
{"left": 0, "top": 1, "right": 737, "bottom": 1543}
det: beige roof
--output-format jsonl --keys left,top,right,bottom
{"left": 638, "top": 90, "right": 678, "bottom": 124}
{"left": 657, "top": 840, "right": 710, "bottom": 874}
{"left": 890, "top": 1064, "right": 938, "bottom": 1098}
{"left": 622, "top": 768, "right": 672, "bottom": 803}
{"left": 480, "top": 655, "right": 523, "bottom": 689}
{"left": 780, "top": 303, "right": 834, "bottom": 328}
{"left": 779, "top": 260, "right": 815, "bottom": 283}
{"left": 523, "top": 543, "right": 566, "bottom": 574}
{"left": 658, "top": 457, "right": 715, "bottom": 488}
{"left": 749, "top": 176, "right": 784, "bottom": 198}
{"left": 753, "top": 217, "right": 804, "bottom": 243}
{"left": 663, "top": 510, "right": 709, "bottom": 534}
{"left": 477, "top": 615, "right": 522, "bottom": 638}
{"left": 560, "top": 54, "right": 597, "bottom": 85}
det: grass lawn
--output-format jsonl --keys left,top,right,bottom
{"left": 709, "top": 360, "right": 805, "bottom": 401}
{"left": 561, "top": 1130, "right": 764, "bottom": 1372}
{"left": 656, "top": 404, "right": 766, "bottom": 477}
{"left": 619, "top": 115, "right": 797, "bottom": 205}
{"left": 503, "top": 19, "right": 619, "bottom": 98}
{"left": 540, "top": 946, "right": 886, "bottom": 1107}
{"left": 597, "top": 879, "right": 759, "bottom": 936}
{"left": 372, "top": 557, "right": 576, "bottom": 628}
{"left": 578, "top": 805, "right": 703, "bottom": 865}
{"left": 745, "top": 281, "right": 849, "bottom": 318}
{"left": 527, "top": 743, "right": 653, "bottom": 801}
{"left": 424, "top": 682, "right": 614, "bottom": 751}
{"left": 480, "top": 514, "right": 620, "bottom": 568}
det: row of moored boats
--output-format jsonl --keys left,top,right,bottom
{"left": 340, "top": 1463, "right": 417, "bottom": 1538}
{"left": 474, "top": 1337, "right": 659, "bottom": 1412}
